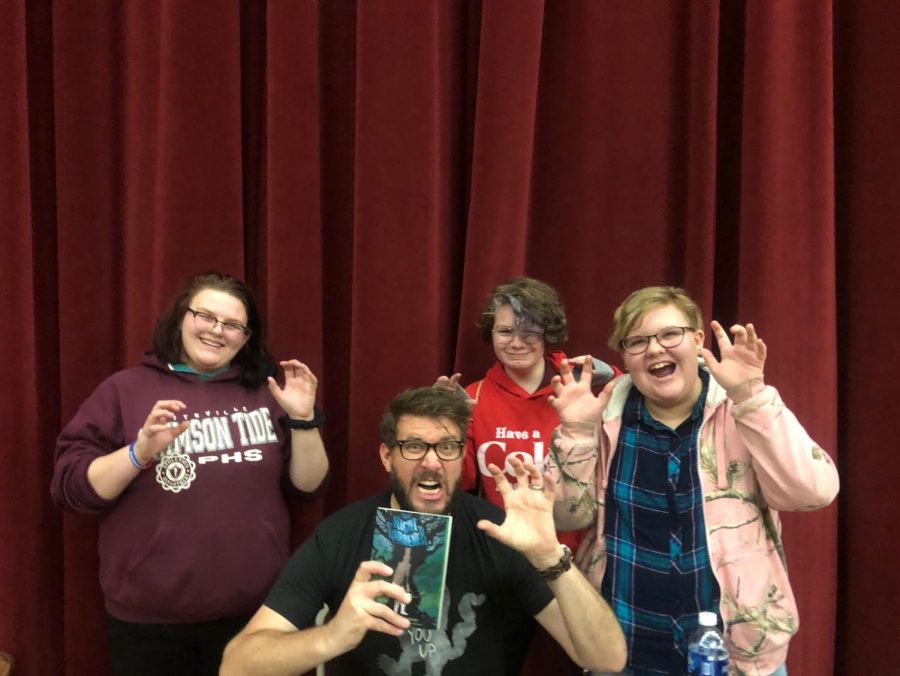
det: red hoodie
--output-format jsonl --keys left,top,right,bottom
{"left": 462, "top": 351, "right": 620, "bottom": 550}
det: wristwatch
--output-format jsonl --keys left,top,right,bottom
{"left": 537, "top": 544, "right": 572, "bottom": 581}
{"left": 283, "top": 407, "right": 325, "bottom": 430}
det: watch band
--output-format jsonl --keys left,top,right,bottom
{"left": 283, "top": 407, "right": 325, "bottom": 430}
{"left": 537, "top": 544, "right": 572, "bottom": 581}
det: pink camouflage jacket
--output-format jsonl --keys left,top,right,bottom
{"left": 547, "top": 370, "right": 839, "bottom": 676}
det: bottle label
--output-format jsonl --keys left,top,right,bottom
{"left": 687, "top": 652, "right": 729, "bottom": 676}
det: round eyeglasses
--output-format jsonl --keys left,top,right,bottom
{"left": 492, "top": 326, "right": 545, "bottom": 345}
{"left": 620, "top": 326, "right": 694, "bottom": 355}
{"left": 395, "top": 439, "right": 465, "bottom": 461}
{"left": 187, "top": 308, "right": 250, "bottom": 340}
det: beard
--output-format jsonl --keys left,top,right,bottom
{"left": 389, "top": 468, "right": 461, "bottom": 515}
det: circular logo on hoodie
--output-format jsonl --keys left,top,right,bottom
{"left": 155, "top": 449, "right": 197, "bottom": 493}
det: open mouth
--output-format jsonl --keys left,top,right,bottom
{"left": 649, "top": 361, "right": 676, "bottom": 378}
{"left": 415, "top": 476, "right": 444, "bottom": 501}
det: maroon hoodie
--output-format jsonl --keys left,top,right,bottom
{"left": 51, "top": 354, "right": 295, "bottom": 623}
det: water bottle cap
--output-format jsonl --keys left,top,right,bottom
{"left": 698, "top": 611, "right": 718, "bottom": 627}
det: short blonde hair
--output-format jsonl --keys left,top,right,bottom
{"left": 607, "top": 286, "right": 703, "bottom": 352}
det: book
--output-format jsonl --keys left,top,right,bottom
{"left": 371, "top": 506, "right": 452, "bottom": 630}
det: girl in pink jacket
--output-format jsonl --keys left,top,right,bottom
{"left": 547, "top": 286, "right": 838, "bottom": 676}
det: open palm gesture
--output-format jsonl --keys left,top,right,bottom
{"left": 476, "top": 457, "right": 561, "bottom": 568}
{"left": 548, "top": 357, "right": 615, "bottom": 423}
{"left": 700, "top": 321, "right": 767, "bottom": 402}
{"left": 267, "top": 360, "right": 318, "bottom": 419}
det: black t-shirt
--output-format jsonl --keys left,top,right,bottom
{"left": 265, "top": 490, "right": 554, "bottom": 675}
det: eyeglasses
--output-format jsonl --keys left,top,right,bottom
{"left": 492, "top": 326, "right": 545, "bottom": 345}
{"left": 394, "top": 439, "right": 465, "bottom": 461}
{"left": 187, "top": 308, "right": 250, "bottom": 339}
{"left": 620, "top": 326, "right": 694, "bottom": 354}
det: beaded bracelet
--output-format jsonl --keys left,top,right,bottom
{"left": 128, "top": 440, "right": 152, "bottom": 470}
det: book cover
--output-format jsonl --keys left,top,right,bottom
{"left": 371, "top": 507, "right": 452, "bottom": 630}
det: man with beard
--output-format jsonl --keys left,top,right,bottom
{"left": 221, "top": 387, "right": 626, "bottom": 676}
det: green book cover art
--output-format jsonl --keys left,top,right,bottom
{"left": 371, "top": 507, "right": 452, "bottom": 630}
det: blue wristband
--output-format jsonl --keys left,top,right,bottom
{"left": 128, "top": 441, "right": 151, "bottom": 470}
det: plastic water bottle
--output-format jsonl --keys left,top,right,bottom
{"left": 687, "top": 611, "right": 729, "bottom": 675}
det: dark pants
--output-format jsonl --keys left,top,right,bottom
{"left": 106, "top": 614, "right": 249, "bottom": 676}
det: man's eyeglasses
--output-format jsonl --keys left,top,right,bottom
{"left": 187, "top": 308, "right": 250, "bottom": 339}
{"left": 620, "top": 326, "right": 694, "bottom": 355}
{"left": 394, "top": 439, "right": 465, "bottom": 461}
{"left": 492, "top": 326, "right": 544, "bottom": 345}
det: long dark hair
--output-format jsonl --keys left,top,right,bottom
{"left": 152, "top": 271, "right": 276, "bottom": 388}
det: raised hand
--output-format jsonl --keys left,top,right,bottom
{"left": 432, "top": 373, "right": 475, "bottom": 410}
{"left": 548, "top": 357, "right": 613, "bottom": 423}
{"left": 432, "top": 372, "right": 462, "bottom": 392}
{"left": 132, "top": 400, "right": 190, "bottom": 465}
{"left": 268, "top": 360, "right": 318, "bottom": 420}
{"left": 477, "top": 457, "right": 561, "bottom": 569}
{"left": 700, "top": 320, "right": 767, "bottom": 403}
{"left": 328, "top": 561, "right": 412, "bottom": 652}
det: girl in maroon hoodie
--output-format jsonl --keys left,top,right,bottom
{"left": 52, "top": 271, "right": 329, "bottom": 676}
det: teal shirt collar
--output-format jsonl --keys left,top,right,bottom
{"left": 167, "top": 362, "right": 231, "bottom": 380}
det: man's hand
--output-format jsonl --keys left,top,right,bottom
{"left": 700, "top": 321, "right": 766, "bottom": 403}
{"left": 548, "top": 357, "right": 614, "bottom": 423}
{"left": 268, "top": 360, "right": 318, "bottom": 420}
{"left": 326, "top": 561, "right": 413, "bottom": 654}
{"left": 477, "top": 457, "right": 562, "bottom": 569}
{"left": 221, "top": 561, "right": 411, "bottom": 676}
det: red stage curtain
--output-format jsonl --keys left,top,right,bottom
{"left": 833, "top": 1, "right": 900, "bottom": 673}
{"left": 1, "top": 1, "right": 894, "bottom": 674}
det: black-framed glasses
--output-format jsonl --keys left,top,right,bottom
{"left": 395, "top": 439, "right": 465, "bottom": 461}
{"left": 492, "top": 326, "right": 545, "bottom": 345}
{"left": 187, "top": 308, "right": 250, "bottom": 339}
{"left": 620, "top": 326, "right": 694, "bottom": 355}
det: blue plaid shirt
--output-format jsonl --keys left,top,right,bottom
{"left": 601, "top": 371, "right": 719, "bottom": 675}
